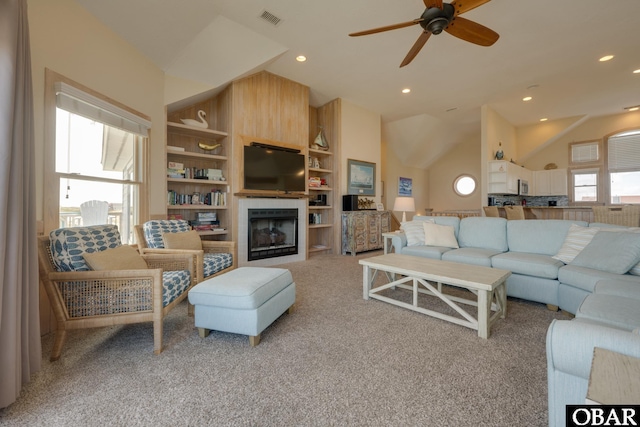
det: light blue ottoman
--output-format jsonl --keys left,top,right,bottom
{"left": 188, "top": 267, "right": 295, "bottom": 346}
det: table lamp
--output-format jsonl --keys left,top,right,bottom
{"left": 393, "top": 197, "right": 415, "bottom": 222}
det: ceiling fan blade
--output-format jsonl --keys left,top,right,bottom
{"left": 349, "top": 19, "right": 423, "bottom": 37}
{"left": 450, "top": 0, "right": 491, "bottom": 16}
{"left": 445, "top": 16, "right": 499, "bottom": 46}
{"left": 400, "top": 31, "right": 432, "bottom": 67}
{"left": 424, "top": 0, "right": 443, "bottom": 8}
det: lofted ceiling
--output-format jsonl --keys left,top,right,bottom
{"left": 75, "top": 0, "right": 640, "bottom": 168}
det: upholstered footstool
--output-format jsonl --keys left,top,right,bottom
{"left": 187, "top": 267, "right": 295, "bottom": 346}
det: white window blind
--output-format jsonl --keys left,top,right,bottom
{"left": 571, "top": 141, "right": 599, "bottom": 163}
{"left": 608, "top": 132, "right": 640, "bottom": 172}
{"left": 55, "top": 82, "right": 151, "bottom": 137}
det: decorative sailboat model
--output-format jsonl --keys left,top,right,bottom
{"left": 311, "top": 127, "right": 329, "bottom": 151}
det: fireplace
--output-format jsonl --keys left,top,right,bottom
{"left": 248, "top": 208, "right": 298, "bottom": 261}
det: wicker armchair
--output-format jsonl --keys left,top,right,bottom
{"left": 135, "top": 220, "right": 236, "bottom": 285}
{"left": 592, "top": 205, "right": 640, "bottom": 227}
{"left": 38, "top": 225, "right": 196, "bottom": 361}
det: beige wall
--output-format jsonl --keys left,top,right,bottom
{"left": 428, "top": 137, "right": 481, "bottom": 211}
{"left": 340, "top": 99, "right": 382, "bottom": 201}
{"left": 523, "top": 111, "right": 640, "bottom": 171}
{"left": 28, "top": 0, "right": 167, "bottom": 221}
{"left": 382, "top": 139, "right": 428, "bottom": 221}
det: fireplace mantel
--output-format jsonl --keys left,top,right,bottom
{"left": 235, "top": 191, "right": 312, "bottom": 199}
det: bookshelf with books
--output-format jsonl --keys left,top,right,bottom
{"left": 166, "top": 121, "right": 230, "bottom": 239}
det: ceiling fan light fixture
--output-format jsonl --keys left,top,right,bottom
{"left": 523, "top": 96, "right": 532, "bottom": 102}
{"left": 426, "top": 17, "right": 450, "bottom": 34}
{"left": 402, "top": 88, "right": 411, "bottom": 94}
{"left": 633, "top": 69, "right": 640, "bottom": 74}
{"left": 599, "top": 55, "right": 614, "bottom": 62}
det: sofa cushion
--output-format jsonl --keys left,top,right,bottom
{"left": 441, "top": 247, "right": 502, "bottom": 267}
{"left": 143, "top": 220, "right": 191, "bottom": 249}
{"left": 576, "top": 294, "right": 640, "bottom": 331}
{"left": 400, "top": 245, "right": 452, "bottom": 260}
{"left": 587, "top": 226, "right": 640, "bottom": 276}
{"left": 491, "top": 252, "right": 563, "bottom": 279}
{"left": 558, "top": 265, "right": 640, "bottom": 293}
{"left": 418, "top": 216, "right": 461, "bottom": 238}
{"left": 594, "top": 279, "right": 640, "bottom": 300}
{"left": 50, "top": 225, "right": 122, "bottom": 272}
{"left": 552, "top": 224, "right": 600, "bottom": 264}
{"left": 401, "top": 219, "right": 433, "bottom": 246}
{"left": 507, "top": 220, "right": 588, "bottom": 256}
{"left": 457, "top": 217, "right": 508, "bottom": 252}
{"left": 203, "top": 253, "right": 234, "bottom": 278}
{"left": 423, "top": 222, "right": 459, "bottom": 248}
{"left": 83, "top": 245, "right": 148, "bottom": 271}
{"left": 570, "top": 230, "right": 640, "bottom": 274}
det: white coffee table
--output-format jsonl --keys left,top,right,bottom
{"left": 359, "top": 253, "right": 511, "bottom": 338}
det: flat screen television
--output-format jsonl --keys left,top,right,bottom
{"left": 243, "top": 145, "right": 306, "bottom": 192}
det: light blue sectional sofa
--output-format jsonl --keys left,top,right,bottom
{"left": 390, "top": 216, "right": 640, "bottom": 313}
{"left": 390, "top": 216, "right": 640, "bottom": 427}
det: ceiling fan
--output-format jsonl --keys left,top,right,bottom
{"left": 349, "top": 0, "right": 499, "bottom": 67}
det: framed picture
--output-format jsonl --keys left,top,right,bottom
{"left": 399, "top": 177, "right": 412, "bottom": 196}
{"left": 376, "top": 202, "right": 385, "bottom": 211}
{"left": 347, "top": 159, "right": 376, "bottom": 196}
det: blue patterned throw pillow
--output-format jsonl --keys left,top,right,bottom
{"left": 143, "top": 220, "right": 191, "bottom": 248}
{"left": 50, "top": 225, "right": 122, "bottom": 272}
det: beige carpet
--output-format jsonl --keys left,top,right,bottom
{"left": 0, "top": 251, "right": 567, "bottom": 426}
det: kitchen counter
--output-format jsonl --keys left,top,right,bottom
{"left": 489, "top": 206, "right": 594, "bottom": 222}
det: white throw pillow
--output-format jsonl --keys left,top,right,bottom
{"left": 401, "top": 220, "right": 434, "bottom": 246}
{"left": 552, "top": 224, "right": 600, "bottom": 264}
{"left": 423, "top": 222, "right": 459, "bottom": 248}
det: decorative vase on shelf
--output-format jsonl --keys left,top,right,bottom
{"left": 494, "top": 142, "right": 504, "bottom": 160}
{"left": 180, "top": 109, "right": 208, "bottom": 129}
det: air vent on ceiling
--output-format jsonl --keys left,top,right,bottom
{"left": 259, "top": 10, "right": 282, "bottom": 26}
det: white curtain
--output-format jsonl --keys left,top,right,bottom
{"left": 0, "top": 0, "right": 42, "bottom": 408}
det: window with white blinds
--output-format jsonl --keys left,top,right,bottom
{"left": 571, "top": 141, "right": 599, "bottom": 164}
{"left": 608, "top": 131, "right": 640, "bottom": 172}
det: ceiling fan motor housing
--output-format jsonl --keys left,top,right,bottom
{"left": 420, "top": 3, "right": 455, "bottom": 34}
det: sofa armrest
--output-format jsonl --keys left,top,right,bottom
{"left": 547, "top": 319, "right": 640, "bottom": 380}
{"left": 391, "top": 232, "right": 407, "bottom": 253}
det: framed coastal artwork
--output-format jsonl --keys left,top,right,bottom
{"left": 399, "top": 177, "right": 412, "bottom": 196}
{"left": 347, "top": 159, "right": 375, "bottom": 196}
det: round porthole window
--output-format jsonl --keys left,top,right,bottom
{"left": 454, "top": 174, "right": 476, "bottom": 197}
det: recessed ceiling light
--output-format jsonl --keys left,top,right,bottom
{"left": 522, "top": 96, "right": 532, "bottom": 102}
{"left": 626, "top": 106, "right": 640, "bottom": 112}
{"left": 634, "top": 69, "right": 640, "bottom": 74}
{"left": 402, "top": 88, "right": 411, "bottom": 94}
{"left": 540, "top": 118, "right": 548, "bottom": 122}
{"left": 599, "top": 55, "right": 614, "bottom": 62}
{"left": 295, "top": 55, "right": 307, "bottom": 62}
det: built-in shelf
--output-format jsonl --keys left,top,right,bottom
{"left": 167, "top": 122, "right": 228, "bottom": 139}
{"left": 167, "top": 178, "right": 228, "bottom": 185}
{"left": 167, "top": 205, "right": 227, "bottom": 210}
{"left": 166, "top": 148, "right": 227, "bottom": 161}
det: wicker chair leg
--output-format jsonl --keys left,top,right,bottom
{"left": 153, "top": 319, "right": 163, "bottom": 355}
{"left": 50, "top": 329, "right": 67, "bottom": 362}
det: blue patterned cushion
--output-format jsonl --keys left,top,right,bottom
{"left": 162, "top": 270, "right": 191, "bottom": 306}
{"left": 50, "top": 225, "right": 122, "bottom": 272}
{"left": 203, "top": 253, "right": 234, "bottom": 277}
{"left": 143, "top": 220, "right": 191, "bottom": 248}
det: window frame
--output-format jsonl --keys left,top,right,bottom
{"left": 43, "top": 69, "right": 150, "bottom": 236}
{"left": 452, "top": 174, "right": 477, "bottom": 197}
{"left": 568, "top": 139, "right": 604, "bottom": 205}
{"left": 605, "top": 130, "right": 640, "bottom": 205}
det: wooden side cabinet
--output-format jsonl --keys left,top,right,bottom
{"left": 341, "top": 210, "right": 391, "bottom": 255}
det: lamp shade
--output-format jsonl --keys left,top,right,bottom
{"left": 393, "top": 197, "right": 415, "bottom": 222}
{"left": 393, "top": 197, "right": 415, "bottom": 212}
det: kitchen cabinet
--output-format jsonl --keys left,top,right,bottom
{"left": 534, "top": 169, "right": 568, "bottom": 196}
{"left": 488, "top": 161, "right": 528, "bottom": 195}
